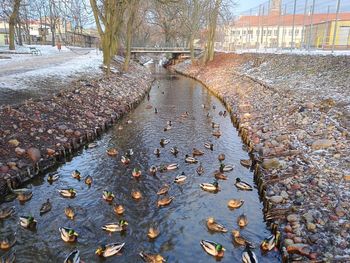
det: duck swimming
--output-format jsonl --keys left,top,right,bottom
{"left": 17, "top": 191, "right": 32, "bottom": 203}
{"left": 64, "top": 249, "right": 80, "bottom": 263}
{"left": 237, "top": 214, "right": 248, "bottom": 227}
{"left": 95, "top": 242, "right": 125, "bottom": 258}
{"left": 200, "top": 240, "right": 225, "bottom": 258}
{"left": 125, "top": 149, "right": 134, "bottom": 157}
{"left": 64, "top": 206, "right": 75, "bottom": 219}
{"left": 40, "top": 199, "right": 52, "bottom": 215}
{"left": 59, "top": 227, "right": 78, "bottom": 242}
{"left": 206, "top": 217, "right": 227, "bottom": 233}
{"left": 121, "top": 155, "right": 130, "bottom": 165}
{"left": 212, "top": 130, "right": 221, "bottom": 137}
{"left": 157, "top": 196, "right": 174, "bottom": 207}
{"left": 204, "top": 142, "right": 214, "bottom": 150}
{"left": 47, "top": 172, "right": 59, "bottom": 183}
{"left": 106, "top": 148, "right": 118, "bottom": 156}
{"left": 149, "top": 166, "right": 157, "bottom": 175}
{"left": 196, "top": 163, "right": 204, "bottom": 175}
{"left": 219, "top": 163, "right": 234, "bottom": 172}
{"left": 174, "top": 173, "right": 187, "bottom": 184}
{"left": 102, "top": 190, "right": 115, "bottom": 202}
{"left": 164, "top": 125, "right": 172, "bottom": 131}
{"left": 19, "top": 216, "right": 37, "bottom": 229}
{"left": 218, "top": 153, "right": 225, "bottom": 162}
{"left": 160, "top": 139, "right": 169, "bottom": 147}
{"left": 0, "top": 206, "right": 15, "bottom": 219}
{"left": 185, "top": 154, "right": 198, "bottom": 164}
{"left": 261, "top": 224, "right": 280, "bottom": 251}
{"left": 154, "top": 148, "right": 161, "bottom": 157}
{"left": 166, "top": 163, "right": 178, "bottom": 171}
{"left": 147, "top": 227, "right": 160, "bottom": 239}
{"left": 139, "top": 251, "right": 166, "bottom": 263}
{"left": 131, "top": 190, "right": 142, "bottom": 200}
{"left": 200, "top": 181, "right": 220, "bottom": 192}
{"left": 235, "top": 178, "right": 253, "bottom": 191}
{"left": 227, "top": 199, "right": 244, "bottom": 209}
{"left": 88, "top": 143, "right": 97, "bottom": 148}
{"left": 192, "top": 148, "right": 204, "bottom": 156}
{"left": 214, "top": 170, "right": 227, "bottom": 180}
{"left": 114, "top": 204, "right": 125, "bottom": 215}
{"left": 242, "top": 244, "right": 258, "bottom": 263}
{"left": 0, "top": 233, "right": 16, "bottom": 250}
{"left": 211, "top": 122, "right": 220, "bottom": 128}
{"left": 1, "top": 249, "right": 15, "bottom": 263}
{"left": 240, "top": 159, "right": 252, "bottom": 168}
{"left": 232, "top": 229, "right": 251, "bottom": 246}
{"left": 85, "top": 175, "right": 93, "bottom": 186}
{"left": 170, "top": 147, "right": 179, "bottom": 155}
{"left": 102, "top": 220, "right": 128, "bottom": 233}
{"left": 132, "top": 168, "right": 142, "bottom": 178}
{"left": 71, "top": 170, "right": 81, "bottom": 180}
{"left": 59, "top": 188, "right": 76, "bottom": 198}
{"left": 157, "top": 184, "right": 169, "bottom": 195}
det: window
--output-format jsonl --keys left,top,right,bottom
{"left": 263, "top": 30, "right": 266, "bottom": 36}
{"left": 268, "top": 30, "right": 272, "bottom": 36}
{"left": 295, "top": 29, "right": 299, "bottom": 35}
{"left": 256, "top": 30, "right": 260, "bottom": 35}
{"left": 243, "top": 30, "right": 246, "bottom": 35}
{"left": 274, "top": 30, "right": 278, "bottom": 36}
{"left": 289, "top": 30, "right": 292, "bottom": 36}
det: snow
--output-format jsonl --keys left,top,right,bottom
{"left": 218, "top": 48, "right": 350, "bottom": 56}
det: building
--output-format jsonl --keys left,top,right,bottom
{"left": 0, "top": 20, "right": 9, "bottom": 46}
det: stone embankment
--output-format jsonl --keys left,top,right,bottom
{"left": 173, "top": 53, "right": 350, "bottom": 262}
{"left": 0, "top": 60, "right": 153, "bottom": 196}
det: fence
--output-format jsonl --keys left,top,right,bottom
{"left": 221, "top": 0, "right": 350, "bottom": 53}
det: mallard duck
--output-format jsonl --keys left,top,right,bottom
{"left": 64, "top": 206, "right": 75, "bottom": 219}
{"left": 118, "top": 125, "right": 123, "bottom": 130}
{"left": 200, "top": 240, "right": 225, "bottom": 257}
{"left": 95, "top": 242, "right": 125, "bottom": 258}
{"left": 125, "top": 149, "right": 134, "bottom": 157}
{"left": 39, "top": 199, "right": 52, "bottom": 215}
{"left": 107, "top": 148, "right": 118, "bottom": 156}
{"left": 160, "top": 139, "right": 169, "bottom": 147}
{"left": 242, "top": 244, "right": 258, "bottom": 263}
{"left": 121, "top": 155, "right": 130, "bottom": 165}
{"left": 227, "top": 199, "right": 244, "bottom": 209}
{"left": 237, "top": 214, "right": 248, "bottom": 227}
{"left": 167, "top": 120, "right": 172, "bottom": 126}
{"left": 147, "top": 227, "right": 160, "bottom": 239}
{"left": 0, "top": 233, "right": 16, "bottom": 250}
{"left": 102, "top": 220, "right": 128, "bottom": 232}
{"left": 207, "top": 217, "right": 227, "bottom": 233}
{"left": 196, "top": 163, "right": 204, "bottom": 175}
{"left": 204, "top": 142, "right": 214, "bottom": 150}
{"left": 19, "top": 216, "right": 37, "bottom": 229}
{"left": 218, "top": 153, "right": 225, "bottom": 161}
{"left": 212, "top": 122, "right": 220, "bottom": 128}
{"left": 0, "top": 249, "right": 16, "bottom": 263}
{"left": 212, "top": 130, "right": 221, "bottom": 137}
{"left": 261, "top": 224, "right": 280, "bottom": 251}
{"left": 85, "top": 175, "right": 93, "bottom": 186}
{"left": 232, "top": 229, "right": 250, "bottom": 246}
{"left": 214, "top": 170, "right": 227, "bottom": 180}
{"left": 59, "top": 188, "right": 76, "bottom": 198}
{"left": 47, "top": 172, "right": 59, "bottom": 183}
{"left": 88, "top": 143, "right": 97, "bottom": 148}
{"left": 17, "top": 191, "right": 32, "bottom": 203}
{"left": 235, "top": 178, "right": 253, "bottom": 191}
{"left": 185, "top": 154, "right": 198, "bottom": 164}
{"left": 174, "top": 173, "right": 187, "bottom": 184}
{"left": 166, "top": 163, "right": 178, "bottom": 170}
{"left": 219, "top": 163, "right": 234, "bottom": 172}
{"left": 102, "top": 191, "right": 115, "bottom": 202}
{"left": 154, "top": 148, "right": 161, "bottom": 157}
{"left": 131, "top": 190, "right": 142, "bottom": 200}
{"left": 157, "top": 196, "right": 174, "bottom": 207}
{"left": 164, "top": 125, "right": 172, "bottom": 131}
{"left": 132, "top": 168, "right": 142, "bottom": 178}
{"left": 139, "top": 251, "right": 166, "bottom": 263}
{"left": 149, "top": 166, "right": 157, "bottom": 175}
{"left": 200, "top": 181, "right": 219, "bottom": 192}
{"left": 170, "top": 147, "right": 178, "bottom": 155}
{"left": 223, "top": 110, "right": 227, "bottom": 117}
{"left": 64, "top": 249, "right": 80, "bottom": 263}
{"left": 240, "top": 159, "right": 252, "bottom": 168}
{"left": 114, "top": 204, "right": 125, "bottom": 215}
{"left": 157, "top": 184, "right": 169, "bottom": 195}
{"left": 154, "top": 108, "right": 158, "bottom": 114}
{"left": 192, "top": 148, "right": 204, "bottom": 156}
{"left": 59, "top": 227, "right": 78, "bottom": 242}
{"left": 0, "top": 206, "right": 15, "bottom": 219}
{"left": 71, "top": 170, "right": 81, "bottom": 180}
{"left": 180, "top": 111, "right": 189, "bottom": 118}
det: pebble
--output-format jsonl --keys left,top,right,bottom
{"left": 27, "top": 147, "right": 41, "bottom": 162}
{"left": 307, "top": 223, "right": 316, "bottom": 231}
{"left": 287, "top": 214, "right": 299, "bottom": 223}
{"left": 270, "top": 195, "right": 283, "bottom": 204}
{"left": 8, "top": 139, "right": 20, "bottom": 147}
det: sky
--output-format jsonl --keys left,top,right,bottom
{"left": 235, "top": 0, "right": 263, "bottom": 14}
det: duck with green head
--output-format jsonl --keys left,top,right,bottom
{"left": 102, "top": 219, "right": 128, "bottom": 233}
{"left": 102, "top": 190, "right": 115, "bottom": 202}
{"left": 200, "top": 240, "right": 225, "bottom": 257}
{"left": 59, "top": 227, "right": 78, "bottom": 242}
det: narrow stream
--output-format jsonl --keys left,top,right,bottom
{"left": 0, "top": 67, "right": 281, "bottom": 262}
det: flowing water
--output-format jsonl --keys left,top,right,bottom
{"left": 0, "top": 67, "right": 281, "bottom": 262}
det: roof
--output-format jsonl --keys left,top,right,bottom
{"left": 232, "top": 13, "right": 350, "bottom": 27}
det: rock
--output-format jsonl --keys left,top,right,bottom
{"left": 335, "top": 206, "right": 346, "bottom": 217}
{"left": 7, "top": 162, "right": 17, "bottom": 169}
{"left": 0, "top": 165, "right": 9, "bottom": 173}
{"left": 27, "top": 147, "right": 41, "bottom": 162}
{"left": 46, "top": 148, "right": 55, "bottom": 156}
{"left": 287, "top": 243, "right": 311, "bottom": 256}
{"left": 74, "top": 130, "right": 81, "bottom": 137}
{"left": 262, "top": 158, "right": 280, "bottom": 169}
{"left": 285, "top": 225, "right": 293, "bottom": 233}
{"left": 58, "top": 125, "right": 68, "bottom": 131}
{"left": 284, "top": 238, "right": 294, "bottom": 247}
{"left": 65, "top": 129, "right": 74, "bottom": 135}
{"left": 307, "top": 223, "right": 316, "bottom": 231}
{"left": 303, "top": 212, "right": 314, "bottom": 223}
{"left": 329, "top": 214, "right": 338, "bottom": 221}
{"left": 8, "top": 139, "right": 20, "bottom": 147}
{"left": 343, "top": 175, "right": 350, "bottom": 181}
{"left": 281, "top": 190, "right": 289, "bottom": 199}
{"left": 287, "top": 214, "right": 299, "bottom": 222}
{"left": 270, "top": 195, "right": 283, "bottom": 204}
{"left": 15, "top": 147, "right": 26, "bottom": 156}
{"left": 293, "top": 236, "right": 302, "bottom": 243}
{"left": 311, "top": 139, "right": 333, "bottom": 150}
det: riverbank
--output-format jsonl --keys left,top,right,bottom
{"left": 173, "top": 53, "right": 350, "bottom": 262}
{"left": 0, "top": 59, "right": 153, "bottom": 196}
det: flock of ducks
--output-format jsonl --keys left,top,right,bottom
{"left": 0, "top": 90, "right": 281, "bottom": 263}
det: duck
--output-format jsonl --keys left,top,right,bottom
{"left": 0, "top": 233, "right": 16, "bottom": 250}
{"left": 185, "top": 154, "right": 198, "bottom": 164}
{"left": 131, "top": 190, "right": 142, "bottom": 200}
{"left": 212, "top": 130, "right": 221, "bottom": 137}
{"left": 149, "top": 166, "right": 157, "bottom": 175}
{"left": 0, "top": 249, "right": 16, "bottom": 263}
{"left": 71, "top": 170, "right": 81, "bottom": 180}
{"left": 227, "top": 199, "right": 244, "bottom": 209}
{"left": 39, "top": 199, "right": 52, "bottom": 215}
{"left": 0, "top": 206, "right": 15, "bottom": 219}
{"left": 170, "top": 147, "right": 179, "bottom": 155}
{"left": 64, "top": 249, "right": 80, "bottom": 263}
{"left": 164, "top": 125, "right": 172, "bottom": 131}
{"left": 132, "top": 168, "right": 142, "bottom": 178}
{"left": 167, "top": 120, "right": 172, "bottom": 126}
{"left": 85, "top": 175, "right": 93, "bottom": 186}
{"left": 219, "top": 163, "right": 234, "bottom": 172}
{"left": 106, "top": 148, "right": 118, "bottom": 156}
{"left": 59, "top": 188, "right": 76, "bottom": 198}
{"left": 218, "top": 153, "right": 225, "bottom": 162}
{"left": 242, "top": 244, "right": 258, "bottom": 263}
{"left": 232, "top": 229, "right": 250, "bottom": 246}
{"left": 125, "top": 149, "right": 133, "bottom": 157}
{"left": 166, "top": 163, "right": 178, "bottom": 171}
{"left": 154, "top": 148, "right": 161, "bottom": 157}
{"left": 17, "top": 191, "right": 33, "bottom": 203}
{"left": 223, "top": 110, "right": 227, "bottom": 117}
{"left": 139, "top": 251, "right": 166, "bottom": 263}
{"left": 214, "top": 170, "right": 227, "bottom": 180}
{"left": 200, "top": 181, "right": 220, "bottom": 192}
{"left": 160, "top": 139, "right": 169, "bottom": 147}
{"left": 121, "top": 155, "right": 130, "bottom": 165}
{"left": 102, "top": 191, "right": 115, "bottom": 202}
{"left": 64, "top": 206, "right": 75, "bottom": 219}
{"left": 235, "top": 178, "right": 253, "bottom": 191}
{"left": 211, "top": 122, "right": 220, "bottom": 128}
{"left": 147, "top": 227, "right": 160, "bottom": 239}
{"left": 114, "top": 204, "right": 125, "bottom": 215}
{"left": 102, "top": 220, "right": 128, "bottom": 233}
{"left": 206, "top": 217, "right": 227, "bottom": 233}
{"left": 157, "top": 196, "right": 174, "bottom": 207}
{"left": 95, "top": 242, "right": 125, "bottom": 258}
{"left": 204, "top": 142, "right": 214, "bottom": 150}
{"left": 240, "top": 159, "right": 252, "bottom": 168}
{"left": 59, "top": 227, "right": 78, "bottom": 242}
{"left": 212, "top": 105, "right": 216, "bottom": 110}
{"left": 261, "top": 224, "right": 280, "bottom": 251}
{"left": 237, "top": 214, "right": 248, "bottom": 227}
{"left": 174, "top": 173, "right": 187, "bottom": 184}
{"left": 180, "top": 112, "right": 189, "bottom": 118}
{"left": 192, "top": 148, "right": 204, "bottom": 156}
{"left": 155, "top": 108, "right": 158, "bottom": 114}
{"left": 196, "top": 163, "right": 204, "bottom": 175}
{"left": 19, "top": 215, "right": 37, "bottom": 229}
{"left": 47, "top": 172, "right": 59, "bottom": 183}
{"left": 88, "top": 142, "right": 97, "bottom": 148}
{"left": 157, "top": 184, "right": 169, "bottom": 195}
{"left": 200, "top": 240, "right": 225, "bottom": 258}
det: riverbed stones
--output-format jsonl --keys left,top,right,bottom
{"left": 8, "top": 139, "right": 20, "bottom": 147}
{"left": 262, "top": 158, "right": 280, "bottom": 169}
{"left": 27, "top": 147, "right": 41, "bottom": 162}
{"left": 287, "top": 214, "right": 299, "bottom": 223}
{"left": 311, "top": 139, "right": 334, "bottom": 150}
{"left": 270, "top": 195, "right": 283, "bottom": 204}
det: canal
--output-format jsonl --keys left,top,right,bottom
{"left": 0, "top": 66, "right": 281, "bottom": 262}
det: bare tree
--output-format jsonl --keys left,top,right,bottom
{"left": 8, "top": 0, "right": 21, "bottom": 50}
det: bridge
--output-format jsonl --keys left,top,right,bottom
{"left": 130, "top": 47, "right": 202, "bottom": 54}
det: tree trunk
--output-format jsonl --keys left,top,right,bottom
{"left": 9, "top": 0, "right": 21, "bottom": 50}
{"left": 204, "top": 0, "right": 221, "bottom": 63}
{"left": 124, "top": 0, "right": 139, "bottom": 71}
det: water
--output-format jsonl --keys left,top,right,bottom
{"left": 0, "top": 67, "right": 281, "bottom": 262}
